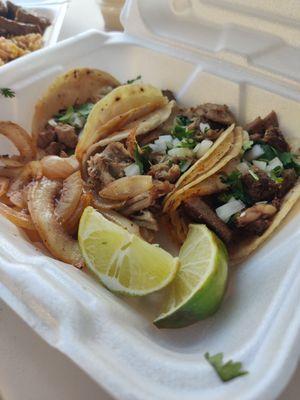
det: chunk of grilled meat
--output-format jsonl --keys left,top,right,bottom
{"left": 264, "top": 127, "right": 290, "bottom": 152}
{"left": 235, "top": 203, "right": 277, "bottom": 236}
{"left": 242, "top": 169, "right": 277, "bottom": 202}
{"left": 246, "top": 110, "right": 278, "bottom": 136}
{"left": 182, "top": 103, "right": 236, "bottom": 128}
{"left": 148, "top": 162, "right": 181, "bottom": 183}
{"left": 183, "top": 197, "right": 233, "bottom": 244}
{"left": 87, "top": 142, "right": 133, "bottom": 190}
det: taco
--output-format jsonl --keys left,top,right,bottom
{"left": 166, "top": 111, "right": 300, "bottom": 263}
{"left": 80, "top": 84, "right": 241, "bottom": 240}
{"left": 32, "top": 68, "right": 120, "bottom": 157}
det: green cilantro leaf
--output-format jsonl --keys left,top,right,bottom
{"left": 179, "top": 137, "right": 197, "bottom": 148}
{"left": 175, "top": 115, "right": 192, "bottom": 126}
{"left": 218, "top": 192, "right": 233, "bottom": 204}
{"left": 134, "top": 144, "right": 151, "bottom": 174}
{"left": 257, "top": 144, "right": 278, "bottom": 162}
{"left": 126, "top": 75, "right": 142, "bottom": 84}
{"left": 77, "top": 102, "right": 94, "bottom": 117}
{"left": 57, "top": 106, "right": 74, "bottom": 123}
{"left": 270, "top": 165, "right": 284, "bottom": 183}
{"left": 249, "top": 169, "right": 259, "bottom": 181}
{"left": 205, "top": 352, "right": 248, "bottom": 382}
{"left": 0, "top": 87, "right": 15, "bottom": 98}
{"left": 221, "top": 171, "right": 253, "bottom": 206}
{"left": 242, "top": 140, "right": 254, "bottom": 151}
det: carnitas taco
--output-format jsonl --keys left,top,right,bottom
{"left": 166, "top": 111, "right": 300, "bottom": 263}
{"left": 79, "top": 83, "right": 241, "bottom": 240}
{"left": 32, "top": 68, "right": 120, "bottom": 157}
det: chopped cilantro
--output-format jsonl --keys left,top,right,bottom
{"left": 126, "top": 75, "right": 142, "bottom": 84}
{"left": 218, "top": 192, "right": 232, "bottom": 204}
{"left": 257, "top": 144, "right": 300, "bottom": 176}
{"left": 249, "top": 169, "right": 259, "bottom": 181}
{"left": 0, "top": 87, "right": 15, "bottom": 98}
{"left": 55, "top": 102, "right": 94, "bottom": 129}
{"left": 205, "top": 352, "right": 248, "bottom": 382}
{"left": 134, "top": 144, "right": 151, "bottom": 174}
{"left": 179, "top": 137, "right": 197, "bottom": 148}
{"left": 270, "top": 165, "right": 283, "bottom": 183}
{"left": 175, "top": 115, "right": 192, "bottom": 126}
{"left": 221, "top": 171, "right": 252, "bottom": 205}
{"left": 242, "top": 140, "right": 254, "bottom": 151}
{"left": 57, "top": 106, "right": 74, "bottom": 123}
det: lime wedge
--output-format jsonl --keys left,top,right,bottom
{"left": 79, "top": 207, "right": 178, "bottom": 296}
{"left": 154, "top": 224, "right": 228, "bottom": 328}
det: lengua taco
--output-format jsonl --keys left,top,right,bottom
{"left": 32, "top": 68, "right": 120, "bottom": 157}
{"left": 166, "top": 111, "right": 300, "bottom": 264}
{"left": 78, "top": 83, "right": 241, "bottom": 240}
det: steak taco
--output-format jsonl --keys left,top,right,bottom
{"left": 166, "top": 111, "right": 300, "bottom": 263}
{"left": 32, "top": 68, "right": 120, "bottom": 157}
{"left": 79, "top": 83, "right": 242, "bottom": 240}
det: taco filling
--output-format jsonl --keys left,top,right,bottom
{"left": 85, "top": 98, "right": 236, "bottom": 238}
{"left": 37, "top": 87, "right": 114, "bottom": 157}
{"left": 181, "top": 111, "right": 300, "bottom": 246}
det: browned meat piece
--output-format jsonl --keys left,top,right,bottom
{"left": 15, "top": 9, "right": 51, "bottom": 33}
{"left": 87, "top": 142, "right": 133, "bottom": 190}
{"left": 37, "top": 126, "right": 56, "bottom": 149}
{"left": 263, "top": 127, "right": 289, "bottom": 152}
{"left": 246, "top": 111, "right": 278, "bottom": 137}
{"left": 263, "top": 111, "right": 278, "bottom": 129}
{"left": 249, "top": 132, "right": 263, "bottom": 142}
{"left": 138, "top": 129, "right": 161, "bottom": 146}
{"left": 271, "top": 197, "right": 282, "bottom": 209}
{"left": 0, "top": 16, "right": 40, "bottom": 35}
{"left": 241, "top": 218, "right": 272, "bottom": 236}
{"left": 148, "top": 163, "right": 180, "bottom": 183}
{"left": 235, "top": 203, "right": 277, "bottom": 231}
{"left": 162, "top": 90, "right": 176, "bottom": 101}
{"left": 184, "top": 103, "right": 236, "bottom": 127}
{"left": 0, "top": 1, "right": 7, "bottom": 17}
{"left": 205, "top": 128, "right": 222, "bottom": 141}
{"left": 6, "top": 1, "right": 18, "bottom": 19}
{"left": 45, "top": 141, "right": 65, "bottom": 156}
{"left": 276, "top": 169, "right": 297, "bottom": 198}
{"left": 245, "top": 117, "right": 265, "bottom": 136}
{"left": 242, "top": 169, "right": 277, "bottom": 202}
{"left": 183, "top": 197, "right": 233, "bottom": 244}
{"left": 132, "top": 210, "right": 158, "bottom": 231}
{"left": 54, "top": 123, "right": 78, "bottom": 149}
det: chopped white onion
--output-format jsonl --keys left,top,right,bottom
{"left": 266, "top": 157, "right": 283, "bottom": 171}
{"left": 199, "top": 122, "right": 210, "bottom": 133}
{"left": 244, "top": 144, "right": 264, "bottom": 161}
{"left": 252, "top": 160, "right": 267, "bottom": 171}
{"left": 48, "top": 118, "right": 58, "bottom": 127}
{"left": 216, "top": 199, "right": 246, "bottom": 223}
{"left": 149, "top": 142, "right": 166, "bottom": 153}
{"left": 237, "top": 162, "right": 250, "bottom": 175}
{"left": 156, "top": 135, "right": 173, "bottom": 146}
{"left": 193, "top": 139, "right": 213, "bottom": 158}
{"left": 180, "top": 159, "right": 192, "bottom": 172}
{"left": 168, "top": 147, "right": 194, "bottom": 158}
{"left": 124, "top": 163, "right": 140, "bottom": 177}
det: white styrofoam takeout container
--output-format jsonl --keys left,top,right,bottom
{"left": 0, "top": 0, "right": 69, "bottom": 68}
{"left": 0, "top": 0, "right": 300, "bottom": 399}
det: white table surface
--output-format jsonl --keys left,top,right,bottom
{"left": 0, "top": 1, "right": 299, "bottom": 399}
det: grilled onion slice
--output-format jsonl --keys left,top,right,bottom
{"left": 99, "top": 176, "right": 153, "bottom": 201}
{"left": 0, "top": 202, "right": 35, "bottom": 230}
{"left": 27, "top": 178, "right": 83, "bottom": 267}
{"left": 41, "top": 155, "right": 79, "bottom": 180}
{"left": 55, "top": 171, "right": 83, "bottom": 223}
{"left": 0, "top": 121, "right": 36, "bottom": 162}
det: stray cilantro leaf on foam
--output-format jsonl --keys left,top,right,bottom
{"left": 126, "top": 75, "right": 142, "bottom": 84}
{"left": 221, "top": 171, "right": 252, "bottom": 206}
{"left": 0, "top": 87, "right": 15, "bottom": 98}
{"left": 205, "top": 352, "right": 248, "bottom": 382}
{"left": 134, "top": 144, "right": 151, "bottom": 174}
